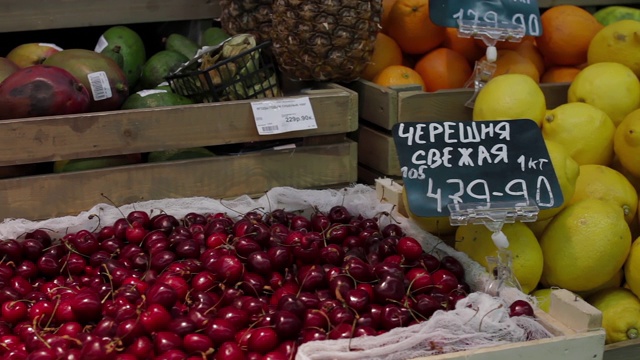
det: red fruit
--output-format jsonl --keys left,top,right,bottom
{"left": 397, "top": 236, "right": 423, "bottom": 261}
{"left": 183, "top": 333, "right": 214, "bottom": 354}
{"left": 140, "top": 303, "right": 172, "bottom": 333}
{"left": 405, "top": 268, "right": 433, "bottom": 294}
{"left": 247, "top": 327, "right": 279, "bottom": 354}
{"left": 70, "top": 289, "right": 102, "bottom": 323}
{"left": 509, "top": 300, "right": 535, "bottom": 317}
{"left": 431, "top": 269, "right": 459, "bottom": 295}
{"left": 1, "top": 301, "right": 28, "bottom": 324}
{"left": 214, "top": 342, "right": 245, "bottom": 360}
{"left": 0, "top": 65, "right": 90, "bottom": 120}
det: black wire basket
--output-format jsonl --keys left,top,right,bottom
{"left": 165, "top": 40, "right": 281, "bottom": 103}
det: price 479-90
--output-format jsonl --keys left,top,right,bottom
{"left": 404, "top": 175, "right": 557, "bottom": 213}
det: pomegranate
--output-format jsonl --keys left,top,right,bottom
{"left": 0, "top": 65, "right": 90, "bottom": 120}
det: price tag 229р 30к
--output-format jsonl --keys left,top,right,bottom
{"left": 392, "top": 119, "right": 563, "bottom": 218}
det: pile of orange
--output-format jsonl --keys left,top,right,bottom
{"left": 365, "top": 0, "right": 604, "bottom": 92}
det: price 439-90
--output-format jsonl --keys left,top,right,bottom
{"left": 405, "top": 175, "right": 556, "bottom": 213}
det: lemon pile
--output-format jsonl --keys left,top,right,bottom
{"left": 404, "top": 20, "right": 640, "bottom": 345}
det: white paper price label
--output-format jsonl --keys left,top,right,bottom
{"left": 251, "top": 97, "right": 318, "bottom": 135}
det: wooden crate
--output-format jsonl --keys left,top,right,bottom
{"left": 351, "top": 80, "right": 569, "bottom": 181}
{"left": 0, "top": 0, "right": 221, "bottom": 32}
{"left": 0, "top": 84, "right": 358, "bottom": 221}
{"left": 604, "top": 338, "right": 640, "bottom": 360}
{"left": 373, "top": 179, "right": 606, "bottom": 360}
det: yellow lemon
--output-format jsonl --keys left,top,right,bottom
{"left": 576, "top": 268, "right": 624, "bottom": 299}
{"left": 454, "top": 222, "right": 543, "bottom": 294}
{"left": 472, "top": 74, "right": 546, "bottom": 127}
{"left": 531, "top": 288, "right": 553, "bottom": 313}
{"left": 540, "top": 198, "right": 631, "bottom": 292}
{"left": 537, "top": 139, "right": 580, "bottom": 221}
{"left": 611, "top": 156, "right": 640, "bottom": 193}
{"left": 624, "top": 237, "right": 640, "bottom": 299}
{"left": 588, "top": 20, "right": 640, "bottom": 78}
{"left": 568, "top": 62, "right": 640, "bottom": 126}
{"left": 401, "top": 186, "right": 456, "bottom": 236}
{"left": 615, "top": 108, "right": 640, "bottom": 179}
{"left": 526, "top": 217, "right": 553, "bottom": 238}
{"left": 586, "top": 287, "right": 640, "bottom": 344}
{"left": 542, "top": 102, "right": 615, "bottom": 165}
{"left": 569, "top": 164, "right": 638, "bottom": 224}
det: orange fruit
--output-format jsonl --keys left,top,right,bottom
{"left": 386, "top": 0, "right": 446, "bottom": 55}
{"left": 536, "top": 5, "right": 603, "bottom": 66}
{"left": 475, "top": 35, "right": 536, "bottom": 50}
{"left": 381, "top": 0, "right": 399, "bottom": 32}
{"left": 442, "top": 28, "right": 485, "bottom": 64}
{"left": 541, "top": 66, "right": 581, "bottom": 83}
{"left": 483, "top": 50, "right": 540, "bottom": 83}
{"left": 373, "top": 65, "right": 425, "bottom": 90}
{"left": 513, "top": 39, "right": 546, "bottom": 78}
{"left": 361, "top": 33, "right": 404, "bottom": 81}
{"left": 414, "top": 48, "right": 473, "bottom": 92}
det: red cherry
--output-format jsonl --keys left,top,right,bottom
{"left": 509, "top": 300, "right": 535, "bottom": 317}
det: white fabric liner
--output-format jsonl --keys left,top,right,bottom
{"left": 0, "top": 184, "right": 552, "bottom": 359}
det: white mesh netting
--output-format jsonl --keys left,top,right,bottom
{"left": 0, "top": 184, "right": 552, "bottom": 359}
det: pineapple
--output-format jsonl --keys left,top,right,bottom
{"left": 219, "top": 0, "right": 274, "bottom": 43}
{"left": 270, "top": 0, "right": 382, "bottom": 82}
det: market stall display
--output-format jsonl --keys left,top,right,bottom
{"left": 0, "top": 0, "right": 639, "bottom": 358}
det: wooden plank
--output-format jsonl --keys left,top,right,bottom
{"left": 356, "top": 125, "right": 400, "bottom": 176}
{"left": 0, "top": 88, "right": 356, "bottom": 166}
{"left": 397, "top": 83, "right": 569, "bottom": 123}
{"left": 355, "top": 79, "right": 569, "bottom": 128}
{"left": 0, "top": 141, "right": 357, "bottom": 221}
{"left": 604, "top": 338, "right": 640, "bottom": 360}
{"left": 409, "top": 289, "right": 605, "bottom": 360}
{"left": 415, "top": 331, "right": 604, "bottom": 360}
{"left": 539, "top": 0, "right": 640, "bottom": 7}
{"left": 548, "top": 288, "right": 603, "bottom": 333}
{"left": 352, "top": 80, "right": 406, "bottom": 130}
{"left": 0, "top": 0, "right": 222, "bottom": 33}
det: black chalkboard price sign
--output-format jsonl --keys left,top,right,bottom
{"left": 429, "top": 0, "right": 542, "bottom": 37}
{"left": 393, "top": 119, "right": 563, "bottom": 218}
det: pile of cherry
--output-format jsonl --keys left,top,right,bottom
{"left": 0, "top": 205, "right": 535, "bottom": 360}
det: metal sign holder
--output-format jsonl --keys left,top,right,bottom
{"left": 448, "top": 198, "right": 539, "bottom": 296}
{"left": 459, "top": 19, "right": 526, "bottom": 108}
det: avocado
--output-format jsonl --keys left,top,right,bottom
{"left": 54, "top": 154, "right": 142, "bottom": 173}
{"left": 97, "top": 26, "right": 146, "bottom": 88}
{"left": 139, "top": 50, "right": 189, "bottom": 89}
{"left": 201, "top": 27, "right": 230, "bottom": 47}
{"left": 121, "top": 89, "right": 194, "bottom": 110}
{"left": 165, "top": 33, "right": 199, "bottom": 59}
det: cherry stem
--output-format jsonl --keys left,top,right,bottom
{"left": 88, "top": 213, "right": 102, "bottom": 233}
{"left": 32, "top": 317, "right": 52, "bottom": 348}
{"left": 478, "top": 304, "right": 504, "bottom": 332}
{"left": 100, "top": 193, "right": 133, "bottom": 227}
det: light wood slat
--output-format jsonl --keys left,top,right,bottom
{"left": 0, "top": 141, "right": 357, "bottom": 221}
{"left": 0, "top": 0, "right": 222, "bottom": 33}
{"left": 0, "top": 87, "right": 356, "bottom": 166}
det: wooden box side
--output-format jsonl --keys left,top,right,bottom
{"left": 0, "top": 86, "right": 356, "bottom": 166}
{"left": 0, "top": 0, "right": 221, "bottom": 33}
{"left": 353, "top": 80, "right": 424, "bottom": 130}
{"left": 397, "top": 83, "right": 570, "bottom": 123}
{"left": 0, "top": 140, "right": 357, "bottom": 221}
{"left": 357, "top": 125, "right": 400, "bottom": 176}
